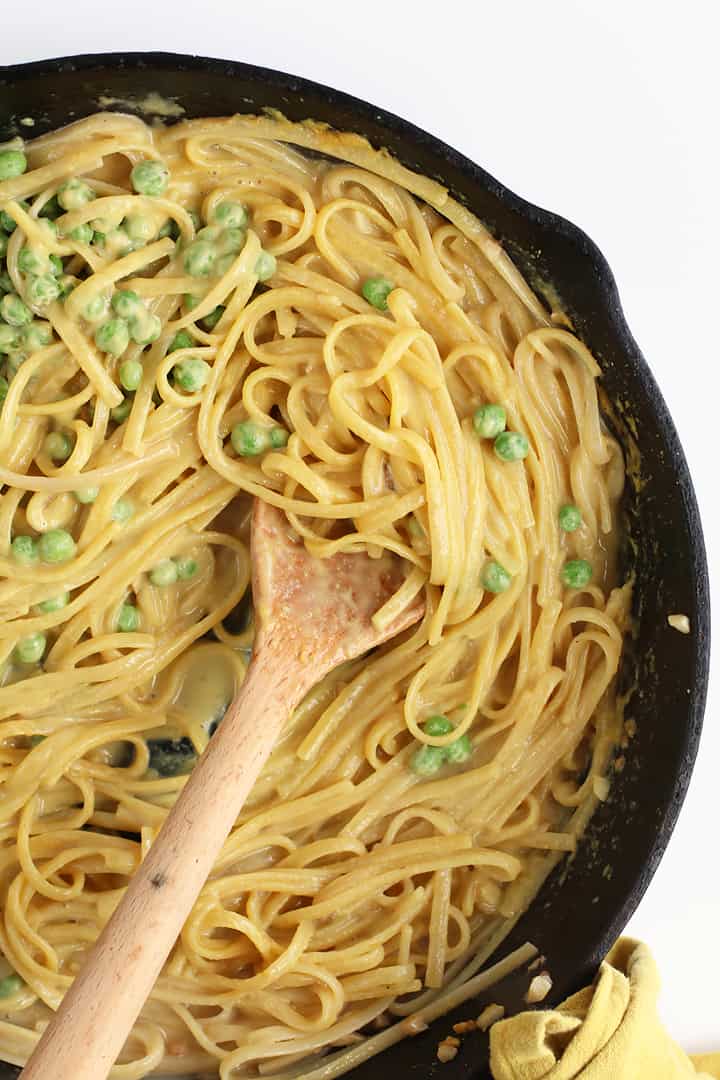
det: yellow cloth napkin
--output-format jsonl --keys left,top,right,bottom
{"left": 489, "top": 938, "right": 720, "bottom": 1079}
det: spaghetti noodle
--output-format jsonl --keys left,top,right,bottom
{"left": 0, "top": 112, "right": 629, "bottom": 1078}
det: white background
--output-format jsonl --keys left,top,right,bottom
{"left": 2, "top": 0, "right": 718, "bottom": 1054}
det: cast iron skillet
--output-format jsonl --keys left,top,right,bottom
{"left": 0, "top": 53, "right": 711, "bottom": 1080}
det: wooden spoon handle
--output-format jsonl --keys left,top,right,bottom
{"left": 21, "top": 648, "right": 310, "bottom": 1080}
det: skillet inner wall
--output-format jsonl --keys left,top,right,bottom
{"left": 0, "top": 57, "right": 707, "bottom": 1080}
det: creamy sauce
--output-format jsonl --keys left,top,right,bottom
{"left": 96, "top": 93, "right": 186, "bottom": 119}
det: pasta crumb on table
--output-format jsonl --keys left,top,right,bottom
{"left": 525, "top": 972, "right": 553, "bottom": 1004}
{"left": 477, "top": 1003, "right": 506, "bottom": 1031}
{"left": 0, "top": 112, "right": 630, "bottom": 1079}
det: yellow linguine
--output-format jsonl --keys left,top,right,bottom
{"left": 0, "top": 112, "right": 629, "bottom": 1078}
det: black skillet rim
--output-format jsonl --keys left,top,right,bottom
{"left": 0, "top": 51, "right": 711, "bottom": 1077}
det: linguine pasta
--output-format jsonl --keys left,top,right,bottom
{"left": 0, "top": 112, "right": 629, "bottom": 1078}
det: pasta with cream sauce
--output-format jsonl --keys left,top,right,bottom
{"left": 0, "top": 112, "right": 629, "bottom": 1078}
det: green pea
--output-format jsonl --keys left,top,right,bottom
{"left": 169, "top": 330, "right": 194, "bottom": 352}
{"left": 27, "top": 274, "right": 61, "bottom": 307}
{"left": 37, "top": 591, "right": 70, "bottom": 613}
{"left": 38, "top": 528, "right": 76, "bottom": 563}
{"left": 149, "top": 559, "right": 178, "bottom": 586}
{"left": 93, "top": 211, "right": 123, "bottom": 232}
{"left": 44, "top": 431, "right": 73, "bottom": 461}
{"left": 0, "top": 203, "right": 27, "bottom": 233}
{"left": 423, "top": 715, "right": 453, "bottom": 736}
{"left": 231, "top": 421, "right": 269, "bottom": 457}
{"left": 101, "top": 228, "right": 134, "bottom": 259}
{"left": 11, "top": 535, "right": 38, "bottom": 564}
{"left": 361, "top": 276, "right": 394, "bottom": 311}
{"left": 254, "top": 251, "right": 277, "bottom": 282}
{"left": 0, "top": 322, "right": 20, "bottom": 352}
{"left": 561, "top": 559, "right": 593, "bottom": 589}
{"left": 212, "top": 201, "right": 248, "bottom": 229}
{"left": 83, "top": 293, "right": 110, "bottom": 324}
{"left": 445, "top": 733, "right": 473, "bottom": 763}
{"left": 57, "top": 178, "right": 95, "bottom": 211}
{"left": 117, "top": 603, "right": 140, "bottom": 632}
{"left": 14, "top": 631, "right": 46, "bottom": 664}
{"left": 220, "top": 227, "right": 246, "bottom": 254}
{"left": 0, "top": 270, "right": 13, "bottom": 293}
{"left": 131, "top": 160, "right": 169, "bottom": 197}
{"left": 18, "top": 246, "right": 51, "bottom": 276}
{"left": 69, "top": 222, "right": 93, "bottom": 245}
{"left": 74, "top": 486, "right": 99, "bottom": 503}
{"left": 0, "top": 233, "right": 7, "bottom": 259}
{"left": 23, "top": 319, "right": 52, "bottom": 349}
{"left": 494, "top": 430, "right": 529, "bottom": 462}
{"left": 196, "top": 225, "right": 223, "bottom": 244}
{"left": 39, "top": 218, "right": 58, "bottom": 241}
{"left": 23, "top": 320, "right": 53, "bottom": 352}
{"left": 267, "top": 427, "right": 287, "bottom": 450}
{"left": 92, "top": 230, "right": 105, "bottom": 247}
{"left": 48, "top": 254, "right": 63, "bottom": 277}
{"left": 481, "top": 560, "right": 512, "bottom": 593}
{"left": 124, "top": 212, "right": 157, "bottom": 246}
{"left": 58, "top": 274, "right": 79, "bottom": 298}
{"left": 112, "top": 497, "right": 134, "bottom": 523}
{"left": 0, "top": 972, "right": 24, "bottom": 998}
{"left": 1, "top": 293, "right": 32, "bottom": 327}
{"left": 0, "top": 375, "right": 8, "bottom": 401}
{"left": 37, "top": 196, "right": 59, "bottom": 221}
{"left": 129, "top": 312, "right": 161, "bottom": 346}
{"left": 184, "top": 293, "right": 199, "bottom": 311}
{"left": 95, "top": 319, "right": 130, "bottom": 356}
{"left": 183, "top": 240, "right": 217, "bottom": 277}
{"left": 173, "top": 357, "right": 210, "bottom": 393}
{"left": 214, "top": 253, "right": 235, "bottom": 277}
{"left": 157, "top": 218, "right": 180, "bottom": 240}
{"left": 0, "top": 149, "right": 27, "bottom": 180}
{"left": 119, "top": 358, "right": 143, "bottom": 391}
{"left": 410, "top": 744, "right": 446, "bottom": 776}
{"left": 473, "top": 403, "right": 507, "bottom": 439}
{"left": 559, "top": 504, "right": 582, "bottom": 532}
{"left": 174, "top": 555, "right": 198, "bottom": 580}
{"left": 201, "top": 305, "right": 224, "bottom": 330}
{"left": 110, "top": 290, "right": 141, "bottom": 320}
{"left": 110, "top": 396, "right": 133, "bottom": 423}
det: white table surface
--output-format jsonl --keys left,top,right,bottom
{"left": 2, "top": 0, "right": 717, "bottom": 1054}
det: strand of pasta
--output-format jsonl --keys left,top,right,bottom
{"left": 0, "top": 112, "right": 629, "bottom": 1080}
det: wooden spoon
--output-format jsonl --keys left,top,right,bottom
{"left": 21, "top": 500, "right": 424, "bottom": 1080}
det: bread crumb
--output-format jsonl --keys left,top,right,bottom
{"left": 668, "top": 614, "right": 690, "bottom": 634}
{"left": 401, "top": 1015, "right": 428, "bottom": 1035}
{"left": 452, "top": 1020, "right": 477, "bottom": 1034}
{"left": 476, "top": 1003, "right": 505, "bottom": 1030}
{"left": 592, "top": 775, "right": 610, "bottom": 801}
{"left": 525, "top": 973, "right": 553, "bottom": 1003}
{"left": 437, "top": 1044, "right": 458, "bottom": 1063}
{"left": 437, "top": 1039, "right": 459, "bottom": 1063}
